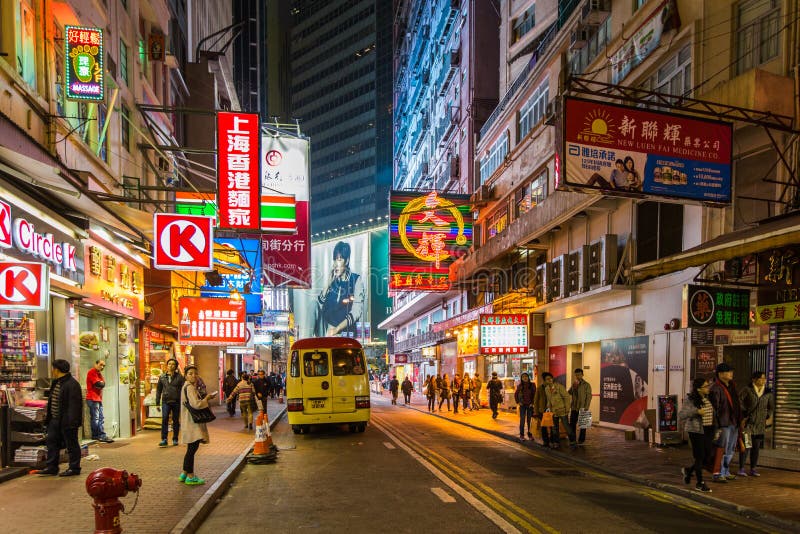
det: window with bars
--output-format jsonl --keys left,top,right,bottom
{"left": 512, "top": 6, "right": 536, "bottom": 43}
{"left": 569, "top": 18, "right": 611, "bottom": 75}
{"left": 735, "top": 0, "right": 780, "bottom": 74}
{"left": 514, "top": 168, "right": 548, "bottom": 219}
{"left": 487, "top": 205, "right": 509, "bottom": 239}
{"left": 120, "top": 39, "right": 129, "bottom": 85}
{"left": 518, "top": 80, "right": 549, "bottom": 140}
{"left": 480, "top": 132, "right": 509, "bottom": 184}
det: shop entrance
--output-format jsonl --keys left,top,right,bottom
{"left": 722, "top": 345, "right": 768, "bottom": 391}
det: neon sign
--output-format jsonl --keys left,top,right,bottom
{"left": 65, "top": 26, "right": 104, "bottom": 101}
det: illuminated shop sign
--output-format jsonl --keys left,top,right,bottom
{"left": 65, "top": 26, "right": 104, "bottom": 101}
{"left": 178, "top": 296, "right": 246, "bottom": 346}
{"left": 217, "top": 112, "right": 260, "bottom": 229}
{"left": 83, "top": 239, "right": 144, "bottom": 319}
{"left": 1, "top": 200, "right": 77, "bottom": 272}
{"left": 479, "top": 314, "right": 528, "bottom": 354}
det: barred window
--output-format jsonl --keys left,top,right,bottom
{"left": 518, "top": 80, "right": 549, "bottom": 140}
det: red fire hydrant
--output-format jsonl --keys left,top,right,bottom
{"left": 85, "top": 467, "right": 142, "bottom": 534}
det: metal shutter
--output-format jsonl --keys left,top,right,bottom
{"left": 774, "top": 324, "right": 800, "bottom": 450}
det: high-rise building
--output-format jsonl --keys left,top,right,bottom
{"left": 290, "top": 1, "right": 393, "bottom": 233}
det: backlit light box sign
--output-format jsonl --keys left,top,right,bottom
{"left": 217, "top": 112, "right": 260, "bottom": 229}
{"left": 65, "top": 26, "right": 104, "bottom": 101}
{"left": 479, "top": 314, "right": 528, "bottom": 354}
{"left": 178, "top": 297, "right": 246, "bottom": 346}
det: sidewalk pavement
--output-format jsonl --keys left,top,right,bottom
{"left": 393, "top": 390, "right": 800, "bottom": 530}
{"left": 0, "top": 401, "right": 286, "bottom": 534}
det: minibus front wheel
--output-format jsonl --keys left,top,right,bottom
{"left": 292, "top": 425, "right": 302, "bottom": 434}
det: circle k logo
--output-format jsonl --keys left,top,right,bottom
{"left": 0, "top": 262, "right": 46, "bottom": 309}
{"left": 153, "top": 214, "right": 214, "bottom": 270}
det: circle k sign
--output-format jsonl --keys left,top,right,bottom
{"left": 153, "top": 213, "right": 214, "bottom": 270}
{"left": 0, "top": 261, "right": 48, "bottom": 310}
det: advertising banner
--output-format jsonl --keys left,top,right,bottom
{"left": 177, "top": 297, "right": 246, "bottom": 346}
{"left": 755, "top": 301, "right": 800, "bottom": 324}
{"left": 217, "top": 112, "right": 260, "bottom": 229}
{"left": 757, "top": 246, "right": 800, "bottom": 306}
{"left": 200, "top": 238, "right": 262, "bottom": 315}
{"left": 600, "top": 336, "right": 649, "bottom": 426}
{"left": 657, "top": 394, "right": 678, "bottom": 432}
{"left": 610, "top": 0, "right": 680, "bottom": 84}
{"left": 562, "top": 97, "right": 732, "bottom": 203}
{"left": 548, "top": 345, "right": 567, "bottom": 386}
{"left": 261, "top": 136, "right": 310, "bottom": 287}
{"left": 65, "top": 26, "right": 104, "bottom": 101}
{"left": 390, "top": 191, "right": 472, "bottom": 291}
{"left": 293, "top": 232, "right": 370, "bottom": 340}
{"left": 175, "top": 192, "right": 218, "bottom": 221}
{"left": 684, "top": 284, "right": 750, "bottom": 330}
{"left": 695, "top": 346, "right": 717, "bottom": 377}
{"left": 479, "top": 314, "right": 528, "bottom": 354}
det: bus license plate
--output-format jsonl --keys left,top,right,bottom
{"left": 311, "top": 400, "right": 325, "bottom": 408}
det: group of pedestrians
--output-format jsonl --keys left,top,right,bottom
{"left": 222, "top": 369, "right": 283, "bottom": 429}
{"left": 421, "top": 371, "right": 485, "bottom": 414}
{"left": 678, "top": 363, "right": 774, "bottom": 493}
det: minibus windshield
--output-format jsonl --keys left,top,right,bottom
{"left": 331, "top": 349, "right": 365, "bottom": 376}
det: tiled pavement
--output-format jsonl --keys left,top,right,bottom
{"left": 395, "top": 390, "right": 800, "bottom": 529}
{"left": 0, "top": 401, "right": 285, "bottom": 534}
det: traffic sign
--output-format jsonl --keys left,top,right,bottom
{"left": 0, "top": 261, "right": 48, "bottom": 310}
{"left": 153, "top": 213, "right": 214, "bottom": 270}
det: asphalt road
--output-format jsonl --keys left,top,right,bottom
{"left": 199, "top": 396, "right": 782, "bottom": 533}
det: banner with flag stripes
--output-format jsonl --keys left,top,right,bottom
{"left": 260, "top": 194, "right": 296, "bottom": 233}
{"left": 175, "top": 192, "right": 218, "bottom": 223}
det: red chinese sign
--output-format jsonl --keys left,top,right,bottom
{"left": 153, "top": 213, "right": 214, "bottom": 270}
{"left": 390, "top": 191, "right": 472, "bottom": 292}
{"left": 217, "top": 112, "right": 260, "bottom": 229}
{"left": 177, "top": 297, "right": 246, "bottom": 346}
{"left": 479, "top": 314, "right": 528, "bottom": 354}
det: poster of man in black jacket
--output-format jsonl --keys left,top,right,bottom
{"left": 35, "top": 359, "right": 83, "bottom": 476}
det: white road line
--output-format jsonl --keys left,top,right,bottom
{"left": 431, "top": 487, "right": 456, "bottom": 503}
{"left": 372, "top": 417, "right": 521, "bottom": 534}
{"left": 383, "top": 441, "right": 396, "bottom": 449}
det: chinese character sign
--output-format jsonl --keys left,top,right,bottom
{"left": 600, "top": 336, "right": 649, "bottom": 425}
{"left": 177, "top": 297, "right": 246, "bottom": 346}
{"left": 685, "top": 284, "right": 751, "bottom": 330}
{"left": 390, "top": 191, "right": 472, "bottom": 291}
{"left": 200, "top": 238, "right": 262, "bottom": 315}
{"left": 217, "top": 112, "right": 260, "bottom": 229}
{"left": 261, "top": 135, "right": 310, "bottom": 288}
{"left": 65, "top": 26, "right": 104, "bottom": 101}
{"left": 479, "top": 314, "right": 528, "bottom": 354}
{"left": 561, "top": 97, "right": 732, "bottom": 203}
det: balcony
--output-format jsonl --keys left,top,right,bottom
{"left": 697, "top": 68, "right": 794, "bottom": 122}
{"left": 394, "top": 330, "right": 445, "bottom": 353}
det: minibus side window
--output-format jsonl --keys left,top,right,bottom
{"left": 331, "top": 349, "right": 365, "bottom": 376}
{"left": 303, "top": 351, "right": 329, "bottom": 377}
{"left": 290, "top": 351, "right": 299, "bottom": 377}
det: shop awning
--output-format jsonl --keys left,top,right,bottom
{"left": 631, "top": 213, "right": 800, "bottom": 281}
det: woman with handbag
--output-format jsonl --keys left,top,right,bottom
{"left": 438, "top": 374, "right": 451, "bottom": 412}
{"left": 738, "top": 371, "right": 773, "bottom": 477}
{"left": 180, "top": 365, "right": 218, "bottom": 486}
{"left": 678, "top": 377, "right": 714, "bottom": 493}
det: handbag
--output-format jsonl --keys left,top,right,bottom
{"left": 184, "top": 387, "right": 216, "bottom": 424}
{"left": 578, "top": 408, "right": 592, "bottom": 430}
{"left": 541, "top": 411, "right": 554, "bottom": 428}
{"left": 742, "top": 431, "right": 752, "bottom": 450}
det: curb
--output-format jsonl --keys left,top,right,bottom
{"left": 398, "top": 402, "right": 800, "bottom": 533}
{"left": 170, "top": 407, "right": 287, "bottom": 534}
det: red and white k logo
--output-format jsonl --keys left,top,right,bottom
{"left": 0, "top": 262, "right": 47, "bottom": 310}
{"left": 0, "top": 201, "right": 11, "bottom": 248}
{"left": 153, "top": 213, "right": 214, "bottom": 270}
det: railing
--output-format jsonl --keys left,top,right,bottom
{"left": 395, "top": 330, "right": 445, "bottom": 352}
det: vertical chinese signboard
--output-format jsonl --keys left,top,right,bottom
{"left": 65, "top": 26, "right": 104, "bottom": 101}
{"left": 261, "top": 135, "right": 310, "bottom": 288}
{"left": 561, "top": 97, "right": 732, "bottom": 203}
{"left": 83, "top": 239, "right": 144, "bottom": 320}
{"left": 217, "top": 112, "right": 260, "bottom": 229}
{"left": 756, "top": 246, "right": 800, "bottom": 324}
{"left": 683, "top": 284, "right": 751, "bottom": 330}
{"left": 479, "top": 314, "right": 528, "bottom": 354}
{"left": 389, "top": 191, "right": 472, "bottom": 291}
{"left": 177, "top": 297, "right": 246, "bottom": 346}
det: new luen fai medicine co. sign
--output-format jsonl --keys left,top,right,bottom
{"left": 65, "top": 26, "right": 104, "bottom": 101}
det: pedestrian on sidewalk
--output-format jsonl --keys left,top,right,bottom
{"left": 156, "top": 358, "right": 185, "bottom": 447}
{"left": 223, "top": 370, "right": 238, "bottom": 417}
{"left": 34, "top": 359, "right": 83, "bottom": 476}
{"left": 424, "top": 374, "right": 437, "bottom": 411}
{"left": 487, "top": 372, "right": 504, "bottom": 419}
{"left": 678, "top": 377, "right": 714, "bottom": 493}
{"left": 533, "top": 375, "right": 550, "bottom": 448}
{"left": 438, "top": 373, "right": 451, "bottom": 412}
{"left": 709, "top": 363, "right": 741, "bottom": 482}
{"left": 568, "top": 369, "right": 592, "bottom": 445}
{"left": 472, "top": 374, "right": 482, "bottom": 410}
{"left": 228, "top": 373, "right": 255, "bottom": 429}
{"left": 738, "top": 371, "right": 773, "bottom": 477}
{"left": 452, "top": 374, "right": 462, "bottom": 413}
{"left": 515, "top": 373, "right": 536, "bottom": 441}
{"left": 389, "top": 376, "right": 399, "bottom": 405}
{"left": 543, "top": 372, "right": 576, "bottom": 449}
{"left": 401, "top": 376, "right": 413, "bottom": 405}
{"left": 461, "top": 373, "right": 472, "bottom": 412}
{"left": 253, "top": 370, "right": 269, "bottom": 415}
{"left": 86, "top": 359, "right": 114, "bottom": 443}
{"left": 180, "top": 365, "right": 218, "bottom": 486}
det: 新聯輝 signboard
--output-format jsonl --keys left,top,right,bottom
{"left": 561, "top": 97, "right": 732, "bottom": 203}
{"left": 65, "top": 26, "right": 104, "bottom": 101}
{"left": 217, "top": 112, "right": 260, "bottom": 229}
{"left": 479, "top": 314, "right": 528, "bottom": 354}
{"left": 390, "top": 191, "right": 471, "bottom": 291}
{"left": 684, "top": 284, "right": 751, "bottom": 330}
{"left": 177, "top": 297, "right": 246, "bottom": 346}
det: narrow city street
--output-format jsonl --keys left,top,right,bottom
{"left": 200, "top": 395, "right": 778, "bottom": 534}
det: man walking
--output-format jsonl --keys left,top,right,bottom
{"left": 533, "top": 374, "right": 550, "bottom": 448}
{"left": 223, "top": 369, "right": 239, "bottom": 417}
{"left": 35, "top": 359, "right": 83, "bottom": 476}
{"left": 709, "top": 363, "right": 741, "bottom": 482}
{"left": 253, "top": 370, "right": 269, "bottom": 414}
{"left": 568, "top": 368, "right": 592, "bottom": 445}
{"left": 401, "top": 376, "right": 413, "bottom": 404}
{"left": 472, "top": 373, "right": 482, "bottom": 410}
{"left": 85, "top": 359, "right": 113, "bottom": 443}
{"left": 227, "top": 372, "right": 255, "bottom": 430}
{"left": 543, "top": 372, "right": 576, "bottom": 449}
{"left": 156, "top": 358, "right": 185, "bottom": 447}
{"left": 486, "top": 372, "right": 504, "bottom": 419}
{"left": 389, "top": 375, "right": 399, "bottom": 405}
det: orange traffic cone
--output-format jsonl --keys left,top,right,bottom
{"left": 253, "top": 411, "right": 273, "bottom": 454}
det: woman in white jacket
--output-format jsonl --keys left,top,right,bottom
{"left": 180, "top": 365, "right": 217, "bottom": 485}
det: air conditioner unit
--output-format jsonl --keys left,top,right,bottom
{"left": 449, "top": 48, "right": 461, "bottom": 66}
{"left": 535, "top": 263, "right": 548, "bottom": 303}
{"left": 581, "top": 0, "right": 610, "bottom": 26}
{"left": 566, "top": 245, "right": 590, "bottom": 296}
{"left": 570, "top": 27, "right": 589, "bottom": 50}
{"left": 588, "top": 234, "right": 618, "bottom": 288}
{"left": 547, "top": 255, "right": 567, "bottom": 301}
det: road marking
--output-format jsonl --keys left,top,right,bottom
{"left": 383, "top": 441, "right": 396, "bottom": 449}
{"left": 371, "top": 417, "right": 522, "bottom": 534}
{"left": 431, "top": 487, "right": 456, "bottom": 503}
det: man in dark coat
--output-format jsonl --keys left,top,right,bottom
{"left": 401, "top": 377, "right": 413, "bottom": 405}
{"left": 389, "top": 376, "right": 399, "bottom": 405}
{"left": 35, "top": 359, "right": 83, "bottom": 476}
{"left": 223, "top": 369, "right": 239, "bottom": 417}
{"left": 156, "top": 358, "right": 185, "bottom": 446}
{"left": 709, "top": 362, "right": 741, "bottom": 482}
